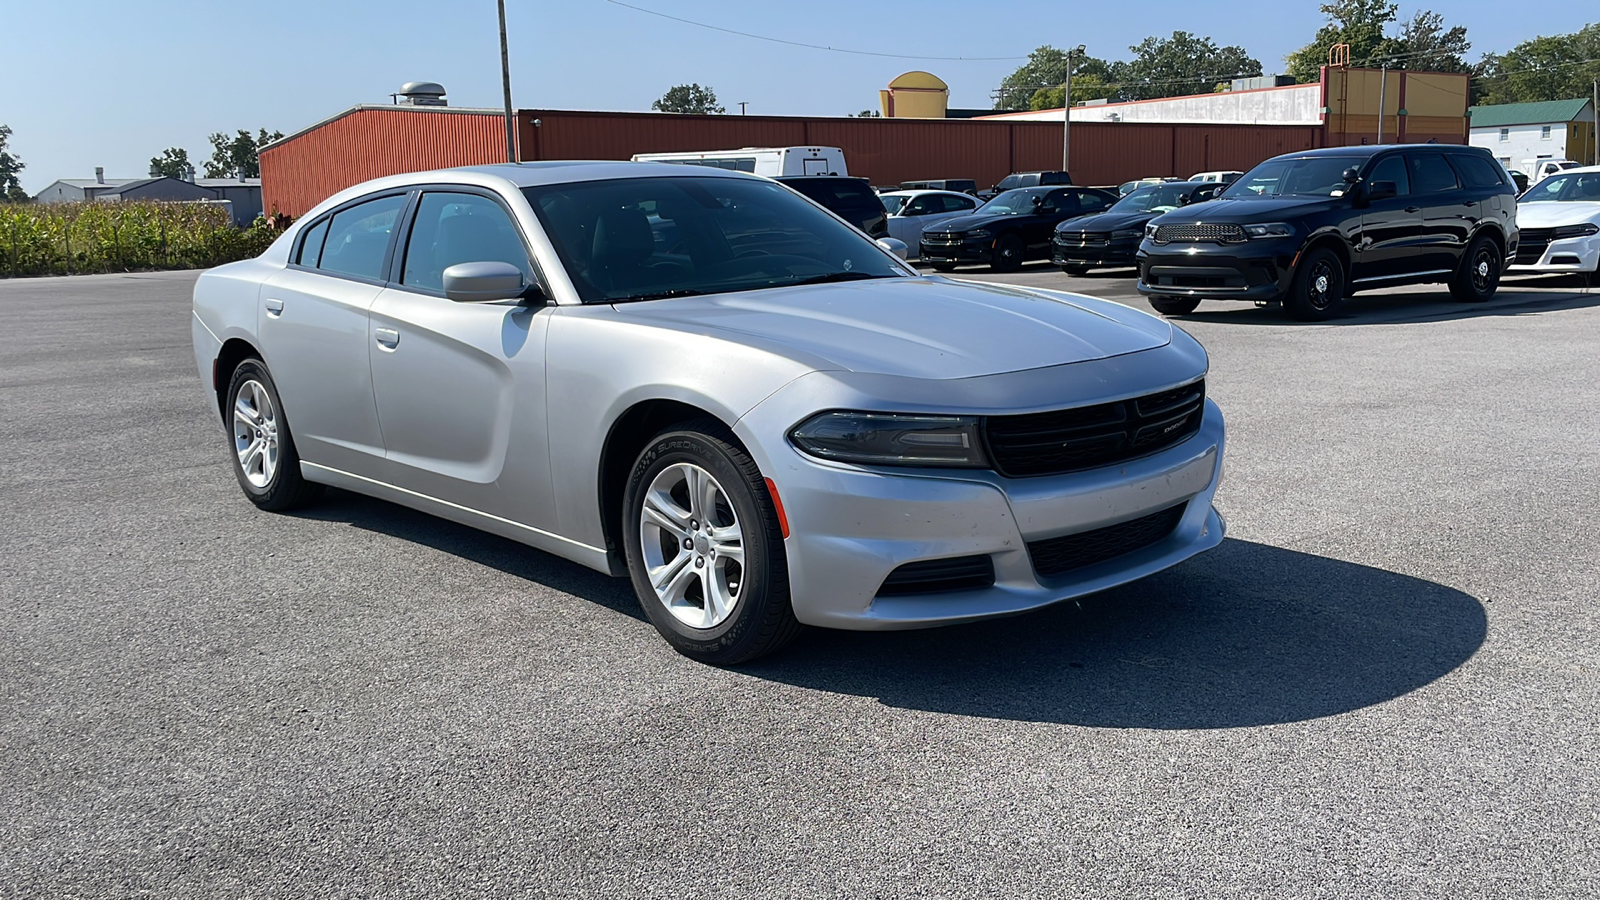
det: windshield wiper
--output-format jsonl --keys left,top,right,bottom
{"left": 781, "top": 272, "right": 898, "bottom": 287}
{"left": 607, "top": 288, "right": 711, "bottom": 303}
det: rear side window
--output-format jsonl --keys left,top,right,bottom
{"left": 1449, "top": 155, "right": 1506, "bottom": 189}
{"left": 1367, "top": 155, "right": 1411, "bottom": 195}
{"left": 939, "top": 194, "right": 978, "bottom": 213}
{"left": 1407, "top": 154, "right": 1459, "bottom": 194}
{"left": 1078, "top": 191, "right": 1114, "bottom": 212}
{"left": 318, "top": 194, "right": 407, "bottom": 280}
{"left": 296, "top": 218, "right": 329, "bottom": 267}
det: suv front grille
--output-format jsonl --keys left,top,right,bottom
{"left": 982, "top": 381, "right": 1206, "bottom": 478}
{"left": 1153, "top": 223, "right": 1246, "bottom": 244}
{"left": 1026, "top": 504, "right": 1187, "bottom": 578}
{"left": 1516, "top": 228, "right": 1552, "bottom": 264}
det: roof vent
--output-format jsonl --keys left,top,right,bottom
{"left": 395, "top": 81, "right": 447, "bottom": 107}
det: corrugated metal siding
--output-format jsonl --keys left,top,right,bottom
{"left": 261, "top": 107, "right": 508, "bottom": 216}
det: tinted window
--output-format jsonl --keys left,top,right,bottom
{"left": 1077, "top": 191, "right": 1114, "bottom": 212}
{"left": 319, "top": 194, "right": 406, "bottom": 280}
{"left": 939, "top": 194, "right": 978, "bottom": 213}
{"left": 1039, "top": 172, "right": 1073, "bottom": 185}
{"left": 523, "top": 176, "right": 902, "bottom": 303}
{"left": 296, "top": 218, "right": 329, "bottom": 267}
{"left": 401, "top": 192, "right": 533, "bottom": 292}
{"left": 1039, "top": 189, "right": 1076, "bottom": 213}
{"left": 996, "top": 176, "right": 1021, "bottom": 191}
{"left": 1366, "top": 155, "right": 1411, "bottom": 195}
{"left": 1521, "top": 172, "right": 1600, "bottom": 202}
{"left": 982, "top": 188, "right": 1051, "bottom": 214}
{"left": 903, "top": 195, "right": 939, "bottom": 216}
{"left": 880, "top": 194, "right": 909, "bottom": 215}
{"left": 1449, "top": 154, "right": 1506, "bottom": 190}
{"left": 1226, "top": 157, "right": 1362, "bottom": 198}
{"left": 1407, "top": 154, "right": 1459, "bottom": 194}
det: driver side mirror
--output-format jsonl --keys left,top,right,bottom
{"left": 1366, "top": 181, "right": 1398, "bottom": 202}
{"left": 1342, "top": 167, "right": 1361, "bottom": 184}
{"left": 876, "top": 237, "right": 909, "bottom": 260}
{"left": 443, "top": 261, "right": 535, "bottom": 303}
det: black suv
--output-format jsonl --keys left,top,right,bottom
{"left": 920, "top": 186, "right": 1119, "bottom": 271}
{"left": 1053, "top": 181, "right": 1225, "bottom": 274}
{"left": 1135, "top": 145, "right": 1519, "bottom": 320}
{"left": 775, "top": 176, "right": 888, "bottom": 238}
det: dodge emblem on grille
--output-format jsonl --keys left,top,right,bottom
{"left": 1162, "top": 415, "right": 1190, "bottom": 435}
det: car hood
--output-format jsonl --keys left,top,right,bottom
{"left": 610, "top": 277, "right": 1172, "bottom": 380}
{"left": 1154, "top": 194, "right": 1342, "bottom": 223}
{"left": 1516, "top": 201, "right": 1600, "bottom": 228}
{"left": 923, "top": 211, "right": 1028, "bottom": 233}
{"left": 1056, "top": 210, "right": 1160, "bottom": 233}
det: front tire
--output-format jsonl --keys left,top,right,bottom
{"left": 1450, "top": 235, "right": 1501, "bottom": 302}
{"left": 1148, "top": 295, "right": 1201, "bottom": 316}
{"left": 989, "top": 234, "right": 1024, "bottom": 272}
{"left": 1284, "top": 247, "right": 1345, "bottom": 321}
{"left": 224, "top": 359, "right": 323, "bottom": 511}
{"left": 931, "top": 264, "right": 957, "bottom": 273}
{"left": 622, "top": 419, "right": 800, "bottom": 665}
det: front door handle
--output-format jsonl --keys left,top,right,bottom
{"left": 374, "top": 327, "right": 400, "bottom": 350}
{"left": 264, "top": 298, "right": 284, "bottom": 317}
{"left": 1404, "top": 206, "right": 1420, "bottom": 213}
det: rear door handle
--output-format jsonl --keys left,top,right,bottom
{"left": 264, "top": 298, "right": 284, "bottom": 317}
{"left": 374, "top": 327, "right": 400, "bottom": 350}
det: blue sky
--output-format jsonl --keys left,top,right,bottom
{"left": 4, "top": 1, "right": 1595, "bottom": 193}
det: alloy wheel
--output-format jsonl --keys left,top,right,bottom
{"left": 638, "top": 463, "right": 746, "bottom": 629}
{"left": 232, "top": 379, "right": 280, "bottom": 488}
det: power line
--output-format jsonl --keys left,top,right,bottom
{"left": 601, "top": 0, "right": 1027, "bottom": 61}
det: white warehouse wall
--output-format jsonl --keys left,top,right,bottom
{"left": 1471, "top": 123, "right": 1573, "bottom": 173}
{"left": 982, "top": 84, "right": 1324, "bottom": 126}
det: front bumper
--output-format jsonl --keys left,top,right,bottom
{"left": 1136, "top": 238, "right": 1298, "bottom": 301}
{"left": 737, "top": 375, "right": 1226, "bottom": 631}
{"left": 1508, "top": 233, "right": 1600, "bottom": 275}
{"left": 1052, "top": 238, "right": 1140, "bottom": 268}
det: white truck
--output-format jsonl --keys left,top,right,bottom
{"left": 630, "top": 146, "right": 848, "bottom": 177}
{"left": 1521, "top": 158, "right": 1581, "bottom": 186}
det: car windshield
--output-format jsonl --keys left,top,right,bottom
{"left": 981, "top": 188, "right": 1049, "bottom": 214}
{"left": 1111, "top": 184, "right": 1195, "bottom": 214}
{"left": 879, "top": 194, "right": 909, "bottom": 215}
{"left": 1224, "top": 157, "right": 1362, "bottom": 198}
{"left": 523, "top": 176, "right": 904, "bottom": 303}
{"left": 1520, "top": 171, "right": 1600, "bottom": 202}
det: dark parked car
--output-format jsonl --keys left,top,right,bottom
{"left": 920, "top": 186, "right": 1118, "bottom": 271}
{"left": 1054, "top": 181, "right": 1225, "bottom": 275}
{"left": 900, "top": 179, "right": 978, "bottom": 195}
{"left": 775, "top": 176, "right": 888, "bottom": 238}
{"left": 978, "top": 170, "right": 1073, "bottom": 200}
{"left": 1136, "top": 145, "right": 1519, "bottom": 320}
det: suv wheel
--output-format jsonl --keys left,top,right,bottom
{"left": 1284, "top": 248, "right": 1345, "bottom": 321}
{"left": 1449, "top": 235, "right": 1501, "bottom": 303}
{"left": 1148, "top": 296, "right": 1201, "bottom": 316}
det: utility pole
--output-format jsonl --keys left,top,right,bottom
{"left": 1377, "top": 62, "right": 1389, "bottom": 144}
{"left": 1593, "top": 79, "right": 1598, "bottom": 165}
{"left": 497, "top": 0, "right": 516, "bottom": 163}
{"left": 1062, "top": 44, "right": 1085, "bottom": 173}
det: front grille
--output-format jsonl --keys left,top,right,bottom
{"left": 1516, "top": 228, "right": 1552, "bottom": 264}
{"left": 1026, "top": 504, "right": 1187, "bottom": 578}
{"left": 1153, "top": 223, "right": 1246, "bottom": 244}
{"left": 1055, "top": 231, "right": 1111, "bottom": 247}
{"left": 877, "top": 555, "right": 995, "bottom": 596}
{"left": 982, "top": 381, "right": 1206, "bottom": 478}
{"left": 923, "top": 232, "right": 962, "bottom": 243}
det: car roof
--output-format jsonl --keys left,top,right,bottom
{"left": 879, "top": 189, "right": 977, "bottom": 198}
{"left": 1272, "top": 144, "right": 1485, "bottom": 161}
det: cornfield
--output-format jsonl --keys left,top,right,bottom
{"left": 0, "top": 201, "right": 281, "bottom": 277}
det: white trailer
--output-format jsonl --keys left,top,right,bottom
{"left": 630, "top": 147, "right": 848, "bottom": 177}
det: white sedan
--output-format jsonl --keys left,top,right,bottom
{"left": 1512, "top": 165, "right": 1600, "bottom": 285}
{"left": 877, "top": 189, "right": 984, "bottom": 258}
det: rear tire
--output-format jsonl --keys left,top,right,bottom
{"left": 1148, "top": 296, "right": 1201, "bottom": 316}
{"left": 989, "top": 234, "right": 1024, "bottom": 272}
{"left": 1449, "top": 235, "right": 1501, "bottom": 302}
{"left": 622, "top": 419, "right": 800, "bottom": 665}
{"left": 1284, "top": 247, "right": 1345, "bottom": 321}
{"left": 224, "top": 359, "right": 324, "bottom": 511}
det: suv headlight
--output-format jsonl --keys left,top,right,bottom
{"left": 1144, "top": 222, "right": 1160, "bottom": 240}
{"left": 1552, "top": 223, "right": 1600, "bottom": 239}
{"left": 1112, "top": 229, "right": 1143, "bottom": 241}
{"left": 789, "top": 412, "right": 988, "bottom": 468}
{"left": 965, "top": 228, "right": 991, "bottom": 240}
{"left": 1243, "top": 222, "right": 1295, "bottom": 239}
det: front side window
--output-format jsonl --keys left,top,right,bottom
{"left": 879, "top": 194, "right": 909, "bottom": 216}
{"left": 1407, "top": 154, "right": 1460, "bottom": 194}
{"left": 1225, "top": 157, "right": 1361, "bottom": 198}
{"left": 1366, "top": 155, "right": 1411, "bottom": 195}
{"left": 401, "top": 192, "right": 533, "bottom": 292}
{"left": 1113, "top": 184, "right": 1200, "bottom": 213}
{"left": 524, "top": 175, "right": 903, "bottom": 304}
{"left": 318, "top": 194, "right": 407, "bottom": 280}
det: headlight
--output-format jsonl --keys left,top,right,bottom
{"left": 1112, "top": 229, "right": 1143, "bottom": 241}
{"left": 789, "top": 412, "right": 988, "bottom": 468}
{"left": 1553, "top": 223, "right": 1600, "bottom": 239}
{"left": 1144, "top": 222, "right": 1160, "bottom": 240}
{"left": 965, "top": 229, "right": 991, "bottom": 240}
{"left": 1243, "top": 222, "right": 1294, "bottom": 239}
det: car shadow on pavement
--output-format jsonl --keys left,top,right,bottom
{"left": 745, "top": 538, "right": 1487, "bottom": 729}
{"left": 295, "top": 488, "right": 647, "bottom": 623}
{"left": 1173, "top": 280, "right": 1600, "bottom": 328}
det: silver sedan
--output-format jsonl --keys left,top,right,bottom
{"left": 192, "top": 162, "right": 1226, "bottom": 664}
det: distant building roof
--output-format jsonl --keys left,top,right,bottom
{"left": 194, "top": 178, "right": 263, "bottom": 188}
{"left": 53, "top": 178, "right": 143, "bottom": 188}
{"left": 1469, "top": 98, "right": 1593, "bottom": 128}
{"left": 93, "top": 177, "right": 165, "bottom": 194}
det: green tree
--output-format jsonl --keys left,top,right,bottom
{"left": 0, "top": 124, "right": 28, "bottom": 202}
{"left": 652, "top": 84, "right": 724, "bottom": 115}
{"left": 203, "top": 128, "right": 282, "bottom": 179}
{"left": 1396, "top": 10, "right": 1472, "bottom": 74}
{"left": 149, "top": 147, "right": 191, "bottom": 179}
{"left": 1478, "top": 23, "right": 1600, "bottom": 105}
{"left": 1027, "top": 72, "right": 1116, "bottom": 110}
{"left": 996, "top": 47, "right": 1120, "bottom": 110}
{"left": 850, "top": 109, "right": 881, "bottom": 117}
{"left": 1286, "top": 0, "right": 1407, "bottom": 83}
{"left": 1119, "top": 31, "right": 1262, "bottom": 100}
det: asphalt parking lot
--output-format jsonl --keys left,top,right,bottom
{"left": 3, "top": 267, "right": 1598, "bottom": 897}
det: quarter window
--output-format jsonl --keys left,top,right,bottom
{"left": 1449, "top": 155, "right": 1506, "bottom": 189}
{"left": 296, "top": 218, "right": 329, "bottom": 267}
{"left": 401, "top": 192, "right": 533, "bottom": 292}
{"left": 318, "top": 194, "right": 407, "bottom": 281}
{"left": 1406, "top": 154, "right": 1459, "bottom": 194}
